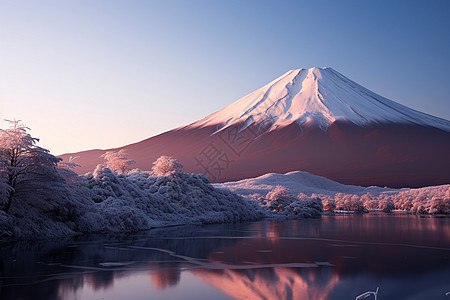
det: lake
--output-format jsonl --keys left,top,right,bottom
{"left": 1, "top": 213, "right": 449, "bottom": 300}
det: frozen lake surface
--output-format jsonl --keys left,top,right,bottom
{"left": 1, "top": 213, "right": 449, "bottom": 299}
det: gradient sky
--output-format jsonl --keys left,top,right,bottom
{"left": 1, "top": 0, "right": 449, "bottom": 154}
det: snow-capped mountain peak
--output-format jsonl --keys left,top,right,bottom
{"left": 196, "top": 67, "right": 450, "bottom": 132}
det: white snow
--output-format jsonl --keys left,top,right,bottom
{"left": 215, "top": 170, "right": 396, "bottom": 197}
{"left": 1, "top": 163, "right": 447, "bottom": 241}
{"left": 0, "top": 167, "right": 323, "bottom": 241}
{"left": 195, "top": 67, "right": 450, "bottom": 132}
{"left": 0, "top": 167, "right": 261, "bottom": 240}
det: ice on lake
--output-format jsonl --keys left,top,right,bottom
{"left": 0, "top": 213, "right": 449, "bottom": 300}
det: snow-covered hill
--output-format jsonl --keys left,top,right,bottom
{"left": 196, "top": 67, "right": 450, "bottom": 132}
{"left": 214, "top": 170, "right": 398, "bottom": 197}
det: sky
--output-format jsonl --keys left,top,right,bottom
{"left": 0, "top": 0, "right": 449, "bottom": 155}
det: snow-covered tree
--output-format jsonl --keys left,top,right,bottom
{"left": 361, "top": 193, "right": 377, "bottom": 211}
{"left": 379, "top": 197, "right": 395, "bottom": 212}
{"left": 151, "top": 156, "right": 183, "bottom": 176}
{"left": 322, "top": 196, "right": 336, "bottom": 212}
{"left": 100, "top": 149, "right": 135, "bottom": 174}
{"left": 428, "top": 197, "right": 447, "bottom": 214}
{"left": 0, "top": 119, "right": 62, "bottom": 212}
{"left": 265, "top": 186, "right": 294, "bottom": 211}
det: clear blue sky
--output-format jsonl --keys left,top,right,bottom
{"left": 1, "top": 0, "right": 449, "bottom": 154}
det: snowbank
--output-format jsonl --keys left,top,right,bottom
{"left": 0, "top": 167, "right": 323, "bottom": 241}
{"left": 76, "top": 167, "right": 265, "bottom": 232}
{"left": 0, "top": 168, "right": 265, "bottom": 240}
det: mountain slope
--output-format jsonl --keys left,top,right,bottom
{"left": 60, "top": 67, "right": 450, "bottom": 187}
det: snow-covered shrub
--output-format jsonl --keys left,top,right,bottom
{"left": 77, "top": 168, "right": 265, "bottom": 232}
{"left": 100, "top": 149, "right": 135, "bottom": 174}
{"left": 152, "top": 156, "right": 183, "bottom": 176}
{"left": 281, "top": 197, "right": 323, "bottom": 218}
{"left": 255, "top": 186, "right": 324, "bottom": 217}
{"left": 265, "top": 186, "right": 295, "bottom": 211}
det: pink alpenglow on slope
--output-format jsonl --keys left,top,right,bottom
{"left": 60, "top": 67, "right": 450, "bottom": 188}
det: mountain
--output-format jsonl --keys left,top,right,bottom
{"left": 61, "top": 67, "right": 450, "bottom": 187}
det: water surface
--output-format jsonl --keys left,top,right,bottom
{"left": 1, "top": 213, "right": 449, "bottom": 299}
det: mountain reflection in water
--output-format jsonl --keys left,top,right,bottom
{"left": 0, "top": 213, "right": 449, "bottom": 300}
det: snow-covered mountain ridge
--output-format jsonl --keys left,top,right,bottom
{"left": 197, "top": 67, "right": 450, "bottom": 132}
